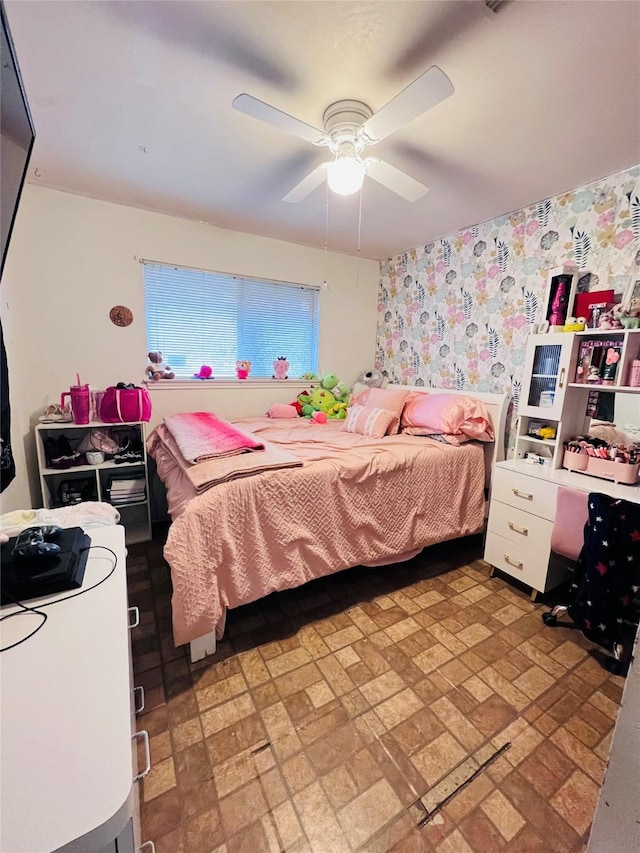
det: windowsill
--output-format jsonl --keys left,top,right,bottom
{"left": 143, "top": 378, "right": 313, "bottom": 390}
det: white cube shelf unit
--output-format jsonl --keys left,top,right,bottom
{"left": 35, "top": 420, "right": 151, "bottom": 544}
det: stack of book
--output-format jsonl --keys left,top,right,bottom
{"left": 108, "top": 475, "right": 146, "bottom": 506}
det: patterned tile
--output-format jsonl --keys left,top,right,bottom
{"left": 337, "top": 778, "right": 404, "bottom": 849}
{"left": 129, "top": 532, "right": 626, "bottom": 852}
{"left": 480, "top": 790, "right": 526, "bottom": 841}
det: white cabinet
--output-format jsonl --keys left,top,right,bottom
{"left": 485, "top": 327, "right": 640, "bottom": 598}
{"left": 0, "top": 526, "right": 153, "bottom": 852}
{"left": 519, "top": 333, "right": 573, "bottom": 420}
{"left": 35, "top": 420, "right": 151, "bottom": 544}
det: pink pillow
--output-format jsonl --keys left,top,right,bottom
{"left": 266, "top": 403, "right": 298, "bottom": 419}
{"left": 344, "top": 405, "right": 396, "bottom": 438}
{"left": 349, "top": 386, "right": 411, "bottom": 434}
{"left": 401, "top": 393, "right": 494, "bottom": 442}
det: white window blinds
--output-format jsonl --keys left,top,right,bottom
{"left": 143, "top": 262, "right": 320, "bottom": 378}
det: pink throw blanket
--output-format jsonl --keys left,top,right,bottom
{"left": 164, "top": 411, "right": 264, "bottom": 463}
{"left": 149, "top": 424, "right": 302, "bottom": 494}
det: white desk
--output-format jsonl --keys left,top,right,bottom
{"left": 0, "top": 525, "right": 145, "bottom": 853}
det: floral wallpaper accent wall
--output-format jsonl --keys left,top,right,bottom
{"left": 378, "top": 165, "right": 640, "bottom": 450}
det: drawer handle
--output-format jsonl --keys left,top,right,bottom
{"left": 134, "top": 685, "right": 145, "bottom": 714}
{"left": 508, "top": 521, "right": 528, "bottom": 536}
{"left": 132, "top": 730, "right": 151, "bottom": 782}
{"left": 504, "top": 554, "right": 524, "bottom": 570}
{"left": 140, "top": 843, "right": 156, "bottom": 852}
{"left": 512, "top": 488, "right": 533, "bottom": 500}
{"left": 128, "top": 606, "right": 140, "bottom": 629}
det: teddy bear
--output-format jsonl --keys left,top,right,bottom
{"left": 146, "top": 351, "right": 175, "bottom": 381}
{"left": 597, "top": 308, "right": 623, "bottom": 330}
{"left": 272, "top": 356, "right": 289, "bottom": 380}
{"left": 236, "top": 360, "right": 252, "bottom": 380}
{"left": 351, "top": 369, "right": 388, "bottom": 396}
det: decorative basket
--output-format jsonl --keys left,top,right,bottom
{"left": 562, "top": 451, "right": 588, "bottom": 472}
{"left": 585, "top": 457, "right": 640, "bottom": 485}
{"left": 562, "top": 451, "right": 639, "bottom": 484}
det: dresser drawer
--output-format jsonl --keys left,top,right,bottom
{"left": 484, "top": 531, "right": 551, "bottom": 592}
{"left": 487, "top": 501, "right": 553, "bottom": 551}
{"left": 492, "top": 467, "right": 558, "bottom": 521}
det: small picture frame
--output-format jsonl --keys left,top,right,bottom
{"left": 623, "top": 274, "right": 640, "bottom": 307}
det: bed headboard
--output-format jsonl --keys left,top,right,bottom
{"left": 394, "top": 385, "right": 510, "bottom": 484}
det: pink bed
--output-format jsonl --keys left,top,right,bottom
{"left": 148, "top": 411, "right": 498, "bottom": 650}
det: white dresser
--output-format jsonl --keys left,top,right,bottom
{"left": 0, "top": 525, "right": 153, "bottom": 853}
{"left": 485, "top": 463, "right": 567, "bottom": 598}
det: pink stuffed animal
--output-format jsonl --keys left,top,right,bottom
{"left": 267, "top": 403, "right": 298, "bottom": 418}
{"left": 236, "top": 360, "right": 251, "bottom": 380}
{"left": 193, "top": 365, "right": 213, "bottom": 379}
{"left": 272, "top": 356, "right": 290, "bottom": 380}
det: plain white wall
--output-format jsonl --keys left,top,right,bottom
{"left": 0, "top": 185, "right": 379, "bottom": 511}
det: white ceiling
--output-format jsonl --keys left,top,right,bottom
{"left": 5, "top": 0, "right": 640, "bottom": 260}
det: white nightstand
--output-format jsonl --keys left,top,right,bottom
{"left": 485, "top": 463, "right": 567, "bottom": 599}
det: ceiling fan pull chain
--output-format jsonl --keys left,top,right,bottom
{"left": 356, "top": 185, "right": 363, "bottom": 289}
{"left": 323, "top": 182, "right": 330, "bottom": 290}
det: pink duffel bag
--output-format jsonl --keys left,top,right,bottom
{"left": 100, "top": 383, "right": 152, "bottom": 423}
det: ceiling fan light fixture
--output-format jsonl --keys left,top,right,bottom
{"left": 326, "top": 156, "right": 365, "bottom": 196}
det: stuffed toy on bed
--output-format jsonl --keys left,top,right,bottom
{"left": 297, "top": 387, "right": 339, "bottom": 418}
{"left": 351, "top": 369, "right": 388, "bottom": 396}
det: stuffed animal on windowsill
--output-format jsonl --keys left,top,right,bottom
{"left": 272, "top": 357, "right": 289, "bottom": 380}
{"left": 193, "top": 365, "right": 213, "bottom": 380}
{"left": 236, "top": 360, "right": 252, "bottom": 380}
{"left": 146, "top": 351, "right": 175, "bottom": 381}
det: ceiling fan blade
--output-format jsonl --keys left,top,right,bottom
{"left": 232, "top": 94, "right": 327, "bottom": 146}
{"left": 282, "top": 164, "right": 328, "bottom": 203}
{"left": 365, "top": 158, "right": 429, "bottom": 202}
{"left": 359, "top": 66, "right": 454, "bottom": 144}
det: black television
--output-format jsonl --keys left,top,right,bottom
{"left": 1, "top": 0, "right": 35, "bottom": 279}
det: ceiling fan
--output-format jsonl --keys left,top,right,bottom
{"left": 232, "top": 66, "right": 454, "bottom": 203}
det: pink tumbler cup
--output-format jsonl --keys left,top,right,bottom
{"left": 61, "top": 382, "right": 91, "bottom": 424}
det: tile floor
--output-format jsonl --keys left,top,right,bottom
{"left": 128, "top": 529, "right": 627, "bottom": 852}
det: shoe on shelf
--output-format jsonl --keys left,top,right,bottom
{"left": 44, "top": 436, "right": 86, "bottom": 469}
{"left": 39, "top": 404, "right": 73, "bottom": 423}
{"left": 112, "top": 450, "right": 144, "bottom": 464}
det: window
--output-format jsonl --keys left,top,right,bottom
{"left": 143, "top": 262, "right": 320, "bottom": 378}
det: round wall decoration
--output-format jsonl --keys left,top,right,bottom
{"left": 109, "top": 305, "right": 133, "bottom": 327}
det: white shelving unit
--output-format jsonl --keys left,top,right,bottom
{"left": 35, "top": 420, "right": 151, "bottom": 544}
{"left": 485, "top": 327, "right": 640, "bottom": 599}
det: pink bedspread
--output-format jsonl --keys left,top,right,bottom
{"left": 148, "top": 417, "right": 486, "bottom": 646}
